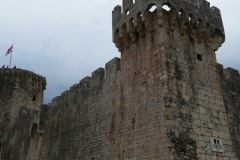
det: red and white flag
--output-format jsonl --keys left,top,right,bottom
{"left": 5, "top": 45, "right": 13, "bottom": 56}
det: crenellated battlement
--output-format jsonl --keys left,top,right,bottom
{"left": 50, "top": 57, "right": 121, "bottom": 104}
{"left": 0, "top": 68, "right": 46, "bottom": 92}
{"left": 223, "top": 67, "right": 240, "bottom": 79}
{"left": 1, "top": 1, "right": 240, "bottom": 159}
{"left": 113, "top": 0, "right": 225, "bottom": 52}
{"left": 218, "top": 64, "right": 240, "bottom": 79}
{"left": 79, "top": 76, "right": 91, "bottom": 90}
{"left": 91, "top": 68, "right": 105, "bottom": 87}
{"left": 105, "top": 57, "right": 121, "bottom": 77}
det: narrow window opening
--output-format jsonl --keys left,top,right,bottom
{"left": 122, "top": 23, "right": 127, "bottom": 31}
{"left": 133, "top": 0, "right": 135, "bottom": 4}
{"left": 198, "top": 18, "right": 203, "bottom": 27}
{"left": 189, "top": 14, "right": 195, "bottom": 22}
{"left": 162, "top": 5, "right": 171, "bottom": 11}
{"left": 197, "top": 54, "right": 202, "bottom": 61}
{"left": 214, "top": 139, "right": 217, "bottom": 144}
{"left": 32, "top": 96, "right": 36, "bottom": 101}
{"left": 30, "top": 123, "right": 38, "bottom": 138}
{"left": 115, "top": 29, "right": 120, "bottom": 36}
{"left": 149, "top": 5, "right": 157, "bottom": 12}
{"left": 129, "top": 18, "right": 134, "bottom": 24}
{"left": 179, "top": 9, "right": 185, "bottom": 16}
{"left": 198, "top": 18, "right": 202, "bottom": 23}
{"left": 132, "top": 117, "right": 135, "bottom": 129}
{"left": 126, "top": 10, "right": 130, "bottom": 15}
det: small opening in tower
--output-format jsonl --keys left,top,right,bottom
{"left": 197, "top": 54, "right": 202, "bottom": 61}
{"left": 115, "top": 29, "right": 120, "bottom": 36}
{"left": 189, "top": 16, "right": 191, "bottom": 21}
{"left": 197, "top": 18, "right": 203, "bottom": 26}
{"left": 32, "top": 96, "right": 36, "bottom": 101}
{"left": 126, "top": 10, "right": 130, "bottom": 15}
{"left": 162, "top": 5, "right": 171, "bottom": 11}
{"left": 30, "top": 123, "right": 38, "bottom": 138}
{"left": 133, "top": 0, "right": 135, "bottom": 4}
{"left": 179, "top": 8, "right": 185, "bottom": 17}
{"left": 189, "top": 14, "right": 195, "bottom": 22}
{"left": 149, "top": 5, "right": 157, "bottom": 12}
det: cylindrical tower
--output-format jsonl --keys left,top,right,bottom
{"left": 0, "top": 68, "right": 46, "bottom": 126}
{"left": 0, "top": 68, "right": 46, "bottom": 160}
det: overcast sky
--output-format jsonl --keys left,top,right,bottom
{"left": 0, "top": 0, "right": 239, "bottom": 103}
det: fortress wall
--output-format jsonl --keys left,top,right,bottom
{"left": 1, "top": 0, "right": 239, "bottom": 159}
{"left": 39, "top": 1, "right": 238, "bottom": 159}
{"left": 39, "top": 18, "right": 174, "bottom": 159}
{"left": 40, "top": 57, "right": 122, "bottom": 159}
{"left": 218, "top": 64, "right": 240, "bottom": 159}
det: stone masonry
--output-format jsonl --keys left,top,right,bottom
{"left": 0, "top": 0, "right": 239, "bottom": 160}
{"left": 0, "top": 69, "right": 46, "bottom": 160}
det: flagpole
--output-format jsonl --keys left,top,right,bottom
{"left": 9, "top": 51, "right": 13, "bottom": 67}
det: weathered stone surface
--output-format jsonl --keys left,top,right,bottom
{"left": 0, "top": 0, "right": 239, "bottom": 160}
{"left": 0, "top": 68, "right": 46, "bottom": 160}
{"left": 218, "top": 65, "right": 240, "bottom": 159}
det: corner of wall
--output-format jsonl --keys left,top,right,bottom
{"left": 105, "top": 57, "right": 121, "bottom": 78}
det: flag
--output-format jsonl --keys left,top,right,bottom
{"left": 5, "top": 45, "right": 13, "bottom": 56}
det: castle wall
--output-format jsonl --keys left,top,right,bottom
{"left": 0, "top": 1, "right": 239, "bottom": 160}
{"left": 218, "top": 65, "right": 240, "bottom": 159}
{"left": 39, "top": 2, "right": 238, "bottom": 159}
{"left": 39, "top": 18, "right": 175, "bottom": 159}
{"left": 40, "top": 58, "right": 123, "bottom": 159}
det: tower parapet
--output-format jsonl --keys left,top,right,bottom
{"left": 113, "top": 0, "right": 225, "bottom": 52}
{"left": 0, "top": 68, "right": 46, "bottom": 98}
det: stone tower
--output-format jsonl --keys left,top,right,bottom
{"left": 0, "top": 68, "right": 46, "bottom": 124}
{"left": 112, "top": 0, "right": 237, "bottom": 159}
{"left": 0, "top": 68, "right": 46, "bottom": 159}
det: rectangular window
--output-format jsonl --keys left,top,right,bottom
{"left": 197, "top": 54, "right": 202, "bottom": 61}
